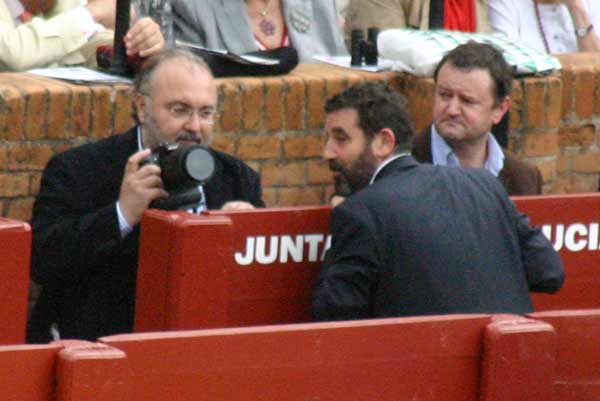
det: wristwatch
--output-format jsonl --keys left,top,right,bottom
{"left": 575, "top": 24, "right": 594, "bottom": 38}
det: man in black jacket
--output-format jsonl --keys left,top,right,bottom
{"left": 28, "top": 48, "right": 264, "bottom": 342}
{"left": 312, "top": 82, "right": 563, "bottom": 322}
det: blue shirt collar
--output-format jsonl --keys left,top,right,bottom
{"left": 430, "top": 125, "right": 504, "bottom": 176}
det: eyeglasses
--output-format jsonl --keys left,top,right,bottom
{"left": 167, "top": 103, "right": 218, "bottom": 125}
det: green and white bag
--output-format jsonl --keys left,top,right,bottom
{"left": 378, "top": 29, "right": 562, "bottom": 77}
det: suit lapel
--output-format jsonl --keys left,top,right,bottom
{"left": 217, "top": 0, "right": 257, "bottom": 53}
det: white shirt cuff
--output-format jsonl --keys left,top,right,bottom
{"left": 116, "top": 201, "right": 133, "bottom": 238}
{"left": 64, "top": 6, "right": 106, "bottom": 41}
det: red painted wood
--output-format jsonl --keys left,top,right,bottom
{"left": 136, "top": 206, "right": 331, "bottom": 332}
{"left": 109, "top": 315, "right": 492, "bottom": 401}
{"left": 0, "top": 218, "right": 30, "bottom": 344}
{"left": 528, "top": 309, "right": 600, "bottom": 401}
{"left": 0, "top": 343, "right": 61, "bottom": 401}
{"left": 480, "top": 314, "right": 557, "bottom": 401}
{"left": 57, "top": 343, "right": 129, "bottom": 401}
{"left": 513, "top": 193, "right": 600, "bottom": 311}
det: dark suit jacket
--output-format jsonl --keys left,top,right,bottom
{"left": 27, "top": 128, "right": 264, "bottom": 342}
{"left": 312, "top": 156, "right": 564, "bottom": 321}
{"left": 412, "top": 126, "right": 543, "bottom": 196}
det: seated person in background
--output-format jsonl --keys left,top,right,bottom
{"left": 27, "top": 48, "right": 264, "bottom": 343}
{"left": 0, "top": 0, "right": 165, "bottom": 71}
{"left": 171, "top": 0, "right": 347, "bottom": 62}
{"left": 412, "top": 42, "right": 543, "bottom": 195}
{"left": 344, "top": 0, "right": 491, "bottom": 46}
{"left": 489, "top": 0, "right": 600, "bottom": 53}
{"left": 312, "top": 81, "right": 564, "bottom": 322}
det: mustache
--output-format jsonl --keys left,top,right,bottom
{"left": 176, "top": 131, "right": 202, "bottom": 144}
{"left": 329, "top": 160, "right": 344, "bottom": 173}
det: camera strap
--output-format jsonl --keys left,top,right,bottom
{"left": 189, "top": 185, "right": 206, "bottom": 214}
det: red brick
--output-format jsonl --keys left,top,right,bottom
{"left": 70, "top": 85, "right": 92, "bottom": 138}
{"left": 509, "top": 81, "right": 524, "bottom": 131}
{"left": 90, "top": 86, "right": 113, "bottom": 139}
{"left": 534, "top": 159, "right": 557, "bottom": 183}
{"left": 278, "top": 186, "right": 324, "bottom": 206}
{"left": 0, "top": 86, "right": 24, "bottom": 140}
{"left": 324, "top": 76, "right": 347, "bottom": 101}
{"left": 283, "top": 135, "right": 323, "bottom": 158}
{"left": 211, "top": 135, "right": 236, "bottom": 156}
{"left": 558, "top": 124, "right": 595, "bottom": 148}
{"left": 114, "top": 85, "right": 135, "bottom": 134}
{"left": 561, "top": 67, "right": 575, "bottom": 119}
{"left": 524, "top": 78, "right": 546, "bottom": 128}
{"left": 23, "top": 83, "right": 47, "bottom": 140}
{"left": 283, "top": 76, "right": 306, "bottom": 131}
{"left": 552, "top": 175, "right": 598, "bottom": 193}
{"left": 238, "top": 135, "right": 280, "bottom": 160}
{"left": 261, "top": 187, "right": 278, "bottom": 207}
{"left": 305, "top": 76, "right": 326, "bottom": 129}
{"left": 29, "top": 172, "right": 42, "bottom": 196}
{"left": 307, "top": 159, "right": 333, "bottom": 184}
{"left": 40, "top": 80, "right": 71, "bottom": 140}
{"left": 261, "top": 162, "right": 306, "bottom": 186}
{"left": 219, "top": 80, "right": 242, "bottom": 133}
{"left": 556, "top": 154, "right": 572, "bottom": 174}
{"left": 8, "top": 144, "right": 53, "bottom": 171}
{"left": 239, "top": 78, "right": 265, "bottom": 131}
{"left": 263, "top": 77, "right": 284, "bottom": 131}
{"left": 0, "top": 173, "right": 30, "bottom": 196}
{"left": 572, "top": 152, "right": 600, "bottom": 173}
{"left": 546, "top": 76, "right": 562, "bottom": 128}
{"left": 402, "top": 77, "right": 434, "bottom": 133}
{"left": 6, "top": 197, "right": 34, "bottom": 221}
{"left": 521, "top": 131, "right": 559, "bottom": 157}
{"left": 574, "top": 66, "right": 594, "bottom": 119}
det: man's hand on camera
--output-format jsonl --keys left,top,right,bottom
{"left": 119, "top": 149, "right": 169, "bottom": 226}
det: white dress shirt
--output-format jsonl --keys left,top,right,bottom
{"left": 489, "top": 0, "right": 600, "bottom": 54}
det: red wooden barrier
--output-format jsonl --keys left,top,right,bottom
{"left": 0, "top": 218, "right": 31, "bottom": 344}
{"left": 0, "top": 343, "right": 61, "bottom": 401}
{"left": 135, "top": 206, "right": 331, "bottom": 332}
{"left": 527, "top": 309, "right": 600, "bottom": 401}
{"left": 513, "top": 193, "right": 600, "bottom": 311}
{"left": 108, "top": 314, "right": 552, "bottom": 401}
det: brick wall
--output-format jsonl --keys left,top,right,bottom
{"left": 0, "top": 58, "right": 598, "bottom": 221}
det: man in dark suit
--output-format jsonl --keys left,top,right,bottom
{"left": 412, "top": 42, "right": 542, "bottom": 196}
{"left": 27, "top": 48, "right": 264, "bottom": 342}
{"left": 312, "top": 82, "right": 564, "bottom": 322}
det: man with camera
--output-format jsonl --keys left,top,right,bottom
{"left": 27, "top": 48, "right": 264, "bottom": 342}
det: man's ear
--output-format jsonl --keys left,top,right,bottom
{"left": 371, "top": 128, "right": 397, "bottom": 160}
{"left": 491, "top": 96, "right": 511, "bottom": 125}
{"left": 134, "top": 93, "right": 147, "bottom": 124}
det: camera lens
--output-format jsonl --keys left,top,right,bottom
{"left": 184, "top": 146, "right": 215, "bottom": 182}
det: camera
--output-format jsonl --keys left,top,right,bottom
{"left": 141, "top": 142, "right": 216, "bottom": 211}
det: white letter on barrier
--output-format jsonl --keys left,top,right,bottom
{"left": 235, "top": 237, "right": 255, "bottom": 266}
{"left": 280, "top": 235, "right": 303, "bottom": 263}
{"left": 256, "top": 236, "right": 279, "bottom": 264}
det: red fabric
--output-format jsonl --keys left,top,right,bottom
{"left": 444, "top": 0, "right": 476, "bottom": 32}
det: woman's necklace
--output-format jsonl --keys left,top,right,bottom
{"left": 255, "top": 0, "right": 276, "bottom": 36}
{"left": 533, "top": 0, "right": 551, "bottom": 53}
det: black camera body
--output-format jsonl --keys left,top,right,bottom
{"left": 142, "top": 142, "right": 216, "bottom": 211}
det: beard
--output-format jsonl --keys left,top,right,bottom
{"left": 329, "top": 149, "right": 377, "bottom": 197}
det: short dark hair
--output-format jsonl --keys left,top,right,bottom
{"left": 324, "top": 82, "right": 414, "bottom": 153}
{"left": 433, "top": 42, "right": 513, "bottom": 105}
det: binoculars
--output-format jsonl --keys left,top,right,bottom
{"left": 350, "top": 27, "right": 380, "bottom": 67}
